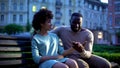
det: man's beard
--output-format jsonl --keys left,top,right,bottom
{"left": 71, "top": 26, "right": 81, "bottom": 32}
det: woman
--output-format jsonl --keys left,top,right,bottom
{"left": 31, "top": 9, "right": 78, "bottom": 68}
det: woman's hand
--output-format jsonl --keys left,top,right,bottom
{"left": 56, "top": 55, "right": 64, "bottom": 59}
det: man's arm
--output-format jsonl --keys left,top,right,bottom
{"left": 82, "top": 31, "right": 94, "bottom": 58}
{"left": 72, "top": 31, "right": 94, "bottom": 58}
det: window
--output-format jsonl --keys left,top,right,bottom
{"left": 1, "top": 3, "right": 5, "bottom": 10}
{"left": 32, "top": 5, "right": 37, "bottom": 12}
{"left": 13, "top": 15, "right": 16, "bottom": 22}
{"left": 93, "top": 22, "right": 97, "bottom": 29}
{"left": 109, "top": 16, "right": 112, "bottom": 26}
{"left": 1, "top": 15, "right": 4, "bottom": 22}
{"left": 55, "top": 20, "right": 60, "bottom": 26}
{"left": 42, "top": 0, "right": 46, "bottom": 2}
{"left": 69, "top": 0, "right": 72, "bottom": 6}
{"left": 115, "top": 17, "right": 120, "bottom": 25}
{"left": 115, "top": 3, "right": 120, "bottom": 12}
{"left": 13, "top": 2, "right": 17, "bottom": 10}
{"left": 92, "top": 5, "right": 94, "bottom": 10}
{"left": 78, "top": 0, "right": 81, "bottom": 7}
{"left": 56, "top": 8, "right": 60, "bottom": 12}
{"left": 19, "top": 15, "right": 23, "bottom": 22}
{"left": 89, "top": 4, "right": 92, "bottom": 9}
{"left": 20, "top": 3, "right": 23, "bottom": 10}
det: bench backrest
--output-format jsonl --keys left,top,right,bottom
{"left": 0, "top": 35, "right": 37, "bottom": 68}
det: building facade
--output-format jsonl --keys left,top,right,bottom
{"left": 0, "top": 0, "right": 28, "bottom": 27}
{"left": 0, "top": 0, "right": 111, "bottom": 44}
{"left": 108, "top": 0, "right": 120, "bottom": 45}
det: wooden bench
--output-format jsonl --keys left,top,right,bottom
{"left": 0, "top": 35, "right": 37, "bottom": 68}
{"left": 0, "top": 35, "right": 119, "bottom": 68}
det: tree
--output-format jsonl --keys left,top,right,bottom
{"left": 4, "top": 24, "right": 24, "bottom": 34}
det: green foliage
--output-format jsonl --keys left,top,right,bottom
{"left": 94, "top": 52, "right": 120, "bottom": 64}
{"left": 93, "top": 44, "right": 120, "bottom": 64}
{"left": 26, "top": 21, "right": 31, "bottom": 32}
{"left": 93, "top": 44, "right": 120, "bottom": 53}
{"left": 4, "top": 24, "right": 24, "bottom": 34}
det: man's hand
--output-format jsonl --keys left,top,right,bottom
{"left": 72, "top": 41, "right": 86, "bottom": 52}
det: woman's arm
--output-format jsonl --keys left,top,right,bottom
{"left": 62, "top": 47, "right": 75, "bottom": 57}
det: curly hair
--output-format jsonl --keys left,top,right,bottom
{"left": 32, "top": 9, "right": 53, "bottom": 31}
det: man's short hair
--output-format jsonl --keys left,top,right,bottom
{"left": 71, "top": 13, "right": 83, "bottom": 18}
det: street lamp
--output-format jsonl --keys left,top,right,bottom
{"left": 32, "top": 5, "right": 37, "bottom": 12}
{"left": 98, "top": 31, "right": 103, "bottom": 40}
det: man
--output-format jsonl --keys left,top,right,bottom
{"left": 51, "top": 13, "right": 111, "bottom": 68}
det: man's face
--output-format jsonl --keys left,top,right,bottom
{"left": 70, "top": 16, "right": 82, "bottom": 32}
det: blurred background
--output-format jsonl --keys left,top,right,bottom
{"left": 0, "top": 0, "right": 119, "bottom": 45}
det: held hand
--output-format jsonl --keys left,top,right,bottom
{"left": 72, "top": 41, "right": 86, "bottom": 52}
{"left": 56, "top": 55, "right": 64, "bottom": 59}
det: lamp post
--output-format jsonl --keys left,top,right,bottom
{"left": 98, "top": 31, "right": 103, "bottom": 40}
{"left": 97, "top": 31, "right": 103, "bottom": 44}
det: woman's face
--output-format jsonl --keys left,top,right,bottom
{"left": 41, "top": 19, "right": 52, "bottom": 31}
{"left": 70, "top": 16, "right": 83, "bottom": 32}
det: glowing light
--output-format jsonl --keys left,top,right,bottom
{"left": 98, "top": 32, "right": 103, "bottom": 39}
{"left": 101, "top": 0, "right": 108, "bottom": 3}
{"left": 32, "top": 5, "right": 37, "bottom": 12}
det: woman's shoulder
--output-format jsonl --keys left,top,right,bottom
{"left": 32, "top": 34, "right": 40, "bottom": 40}
{"left": 48, "top": 32, "right": 57, "bottom": 37}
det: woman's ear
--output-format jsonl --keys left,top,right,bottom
{"left": 40, "top": 23, "right": 44, "bottom": 27}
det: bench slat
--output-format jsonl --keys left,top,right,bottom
{"left": 0, "top": 53, "right": 22, "bottom": 58}
{"left": 0, "top": 60, "right": 22, "bottom": 65}
{"left": 0, "top": 40, "right": 31, "bottom": 46}
{"left": 0, "top": 53, "right": 32, "bottom": 59}
{"left": 0, "top": 46, "right": 31, "bottom": 52}
{"left": 0, "top": 47, "right": 21, "bottom": 51}
{"left": 0, "top": 59, "right": 34, "bottom": 65}
{"left": 0, "top": 35, "right": 31, "bottom": 40}
{"left": 0, "top": 40, "right": 18, "bottom": 45}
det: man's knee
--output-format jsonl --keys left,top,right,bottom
{"left": 88, "top": 55, "right": 111, "bottom": 68}
{"left": 76, "top": 59, "right": 89, "bottom": 68}
{"left": 65, "top": 59, "right": 78, "bottom": 68}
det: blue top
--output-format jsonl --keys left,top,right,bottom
{"left": 31, "top": 32, "right": 68, "bottom": 68}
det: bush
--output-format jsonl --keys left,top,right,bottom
{"left": 94, "top": 52, "right": 120, "bottom": 65}
{"left": 93, "top": 44, "right": 120, "bottom": 53}
{"left": 93, "top": 44, "right": 120, "bottom": 65}
{"left": 4, "top": 24, "right": 24, "bottom": 34}
{"left": 26, "top": 21, "right": 31, "bottom": 32}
